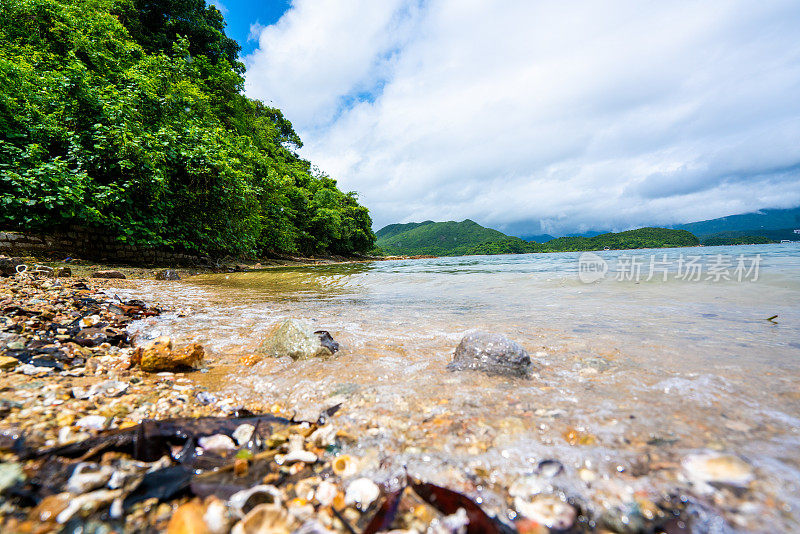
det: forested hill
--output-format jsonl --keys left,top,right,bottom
{"left": 375, "top": 221, "right": 699, "bottom": 256}
{"left": 376, "top": 220, "right": 513, "bottom": 256}
{"left": 0, "top": 0, "right": 375, "bottom": 257}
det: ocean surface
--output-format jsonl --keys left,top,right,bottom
{"left": 124, "top": 243, "right": 800, "bottom": 531}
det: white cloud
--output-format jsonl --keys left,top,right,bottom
{"left": 244, "top": 0, "right": 800, "bottom": 234}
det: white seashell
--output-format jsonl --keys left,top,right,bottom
{"left": 331, "top": 455, "right": 358, "bottom": 478}
{"left": 514, "top": 494, "right": 576, "bottom": 530}
{"left": 233, "top": 424, "right": 256, "bottom": 446}
{"left": 314, "top": 480, "right": 338, "bottom": 507}
{"left": 229, "top": 485, "right": 283, "bottom": 518}
{"left": 199, "top": 434, "right": 237, "bottom": 453}
{"left": 344, "top": 478, "right": 380, "bottom": 511}
{"left": 66, "top": 463, "right": 114, "bottom": 493}
{"left": 231, "top": 503, "right": 294, "bottom": 534}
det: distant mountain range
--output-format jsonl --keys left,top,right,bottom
{"left": 375, "top": 220, "right": 698, "bottom": 256}
{"left": 674, "top": 206, "right": 800, "bottom": 237}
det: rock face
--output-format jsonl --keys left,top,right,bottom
{"left": 448, "top": 331, "right": 534, "bottom": 378}
{"left": 92, "top": 270, "right": 126, "bottom": 279}
{"left": 156, "top": 269, "right": 180, "bottom": 280}
{"left": 257, "top": 319, "right": 339, "bottom": 360}
{"left": 131, "top": 337, "right": 204, "bottom": 372}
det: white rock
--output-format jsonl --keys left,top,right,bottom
{"left": 314, "top": 481, "right": 338, "bottom": 507}
{"left": 344, "top": 478, "right": 380, "bottom": 511}
{"left": 514, "top": 494, "right": 576, "bottom": 530}
{"left": 198, "top": 434, "right": 237, "bottom": 453}
{"left": 233, "top": 424, "right": 255, "bottom": 446}
{"left": 683, "top": 453, "right": 754, "bottom": 489}
{"left": 204, "top": 496, "right": 230, "bottom": 534}
{"left": 75, "top": 415, "right": 107, "bottom": 431}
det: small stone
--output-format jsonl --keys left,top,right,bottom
{"left": 233, "top": 424, "right": 255, "bottom": 446}
{"left": 448, "top": 331, "right": 534, "bottom": 378}
{"left": 344, "top": 478, "right": 380, "bottom": 511}
{"left": 32, "top": 493, "right": 70, "bottom": 523}
{"left": 91, "top": 270, "right": 126, "bottom": 279}
{"left": 0, "top": 355, "right": 19, "bottom": 370}
{"left": 75, "top": 415, "right": 107, "bottom": 431}
{"left": 131, "top": 337, "right": 204, "bottom": 372}
{"left": 514, "top": 494, "right": 576, "bottom": 530}
{"left": 683, "top": 452, "right": 754, "bottom": 488}
{"left": 233, "top": 458, "right": 249, "bottom": 477}
{"left": 156, "top": 269, "right": 181, "bottom": 281}
{"left": 168, "top": 500, "right": 210, "bottom": 534}
{"left": 198, "top": 434, "right": 237, "bottom": 453}
{"left": 203, "top": 496, "right": 230, "bottom": 534}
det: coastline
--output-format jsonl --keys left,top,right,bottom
{"left": 0, "top": 257, "right": 783, "bottom": 532}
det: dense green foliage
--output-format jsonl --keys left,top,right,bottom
{"left": 0, "top": 0, "right": 374, "bottom": 256}
{"left": 375, "top": 221, "right": 700, "bottom": 256}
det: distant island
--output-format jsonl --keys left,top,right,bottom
{"left": 374, "top": 220, "right": 699, "bottom": 256}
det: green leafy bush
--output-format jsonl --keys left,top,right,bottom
{"left": 0, "top": 0, "right": 375, "bottom": 256}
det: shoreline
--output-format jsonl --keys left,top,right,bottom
{"left": 0, "top": 268, "right": 767, "bottom": 532}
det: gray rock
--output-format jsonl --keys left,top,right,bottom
{"left": 155, "top": 269, "right": 180, "bottom": 280}
{"left": 257, "top": 319, "right": 339, "bottom": 360}
{"left": 448, "top": 331, "right": 534, "bottom": 378}
{"left": 0, "top": 256, "right": 24, "bottom": 277}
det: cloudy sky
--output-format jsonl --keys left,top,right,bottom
{"left": 235, "top": 0, "right": 800, "bottom": 236}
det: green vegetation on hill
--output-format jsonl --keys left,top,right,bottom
{"left": 375, "top": 220, "right": 512, "bottom": 256}
{"left": 375, "top": 221, "right": 700, "bottom": 256}
{"left": 0, "top": 0, "right": 375, "bottom": 257}
{"left": 700, "top": 233, "right": 776, "bottom": 246}
{"left": 539, "top": 227, "right": 699, "bottom": 252}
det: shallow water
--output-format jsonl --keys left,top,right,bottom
{"left": 124, "top": 243, "right": 800, "bottom": 531}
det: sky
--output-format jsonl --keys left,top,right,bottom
{"left": 221, "top": 0, "right": 800, "bottom": 236}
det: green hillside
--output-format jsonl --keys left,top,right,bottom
{"left": 375, "top": 221, "right": 700, "bottom": 256}
{"left": 540, "top": 227, "right": 699, "bottom": 252}
{"left": 376, "top": 219, "right": 517, "bottom": 256}
{"left": 374, "top": 221, "right": 435, "bottom": 240}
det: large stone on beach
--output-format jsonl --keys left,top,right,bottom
{"left": 131, "top": 336, "right": 204, "bottom": 372}
{"left": 0, "top": 356, "right": 20, "bottom": 370}
{"left": 257, "top": 319, "right": 339, "bottom": 360}
{"left": 448, "top": 331, "right": 534, "bottom": 378}
{"left": 0, "top": 256, "right": 24, "bottom": 277}
{"left": 92, "top": 270, "right": 126, "bottom": 279}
